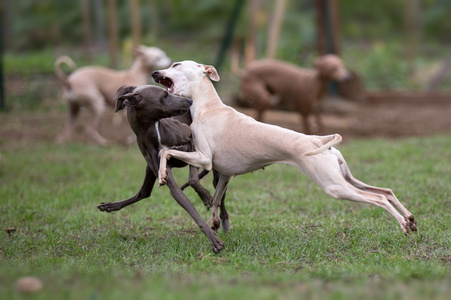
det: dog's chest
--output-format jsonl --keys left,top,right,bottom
{"left": 154, "top": 120, "right": 191, "bottom": 151}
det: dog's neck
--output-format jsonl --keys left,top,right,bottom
{"left": 190, "top": 77, "right": 224, "bottom": 119}
{"left": 130, "top": 56, "right": 152, "bottom": 77}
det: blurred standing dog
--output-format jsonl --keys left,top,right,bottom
{"left": 54, "top": 46, "right": 171, "bottom": 145}
{"left": 234, "top": 55, "right": 351, "bottom": 134}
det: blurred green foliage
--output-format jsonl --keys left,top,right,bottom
{"left": 6, "top": 0, "right": 451, "bottom": 51}
{"left": 3, "top": 0, "right": 451, "bottom": 98}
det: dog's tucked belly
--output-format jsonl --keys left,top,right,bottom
{"left": 205, "top": 114, "right": 339, "bottom": 176}
{"left": 211, "top": 141, "right": 293, "bottom": 176}
{"left": 213, "top": 158, "right": 262, "bottom": 176}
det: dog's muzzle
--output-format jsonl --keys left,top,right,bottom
{"left": 151, "top": 71, "right": 160, "bottom": 81}
{"left": 152, "top": 71, "right": 174, "bottom": 93}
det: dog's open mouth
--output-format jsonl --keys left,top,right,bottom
{"left": 157, "top": 76, "right": 174, "bottom": 93}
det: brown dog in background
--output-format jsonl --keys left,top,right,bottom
{"left": 234, "top": 55, "right": 351, "bottom": 134}
{"left": 54, "top": 46, "right": 171, "bottom": 145}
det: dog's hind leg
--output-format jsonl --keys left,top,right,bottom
{"left": 165, "top": 167, "right": 225, "bottom": 253}
{"left": 331, "top": 148, "right": 417, "bottom": 232}
{"left": 210, "top": 174, "right": 231, "bottom": 233}
{"left": 188, "top": 165, "right": 213, "bottom": 209}
{"left": 312, "top": 105, "right": 323, "bottom": 133}
{"left": 98, "top": 166, "right": 156, "bottom": 212}
{"left": 299, "top": 154, "right": 413, "bottom": 235}
{"left": 86, "top": 92, "right": 109, "bottom": 145}
{"left": 325, "top": 182, "right": 411, "bottom": 234}
{"left": 347, "top": 177, "right": 417, "bottom": 232}
{"left": 213, "top": 170, "right": 230, "bottom": 233}
{"left": 299, "top": 112, "right": 311, "bottom": 134}
{"left": 56, "top": 102, "right": 81, "bottom": 143}
{"left": 297, "top": 100, "right": 314, "bottom": 134}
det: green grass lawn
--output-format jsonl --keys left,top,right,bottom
{"left": 1, "top": 135, "right": 451, "bottom": 299}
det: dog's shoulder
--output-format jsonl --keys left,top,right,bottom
{"left": 157, "top": 118, "right": 191, "bottom": 147}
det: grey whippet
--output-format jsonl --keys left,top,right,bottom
{"left": 98, "top": 85, "right": 226, "bottom": 251}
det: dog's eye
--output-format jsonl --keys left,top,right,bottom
{"left": 172, "top": 63, "right": 181, "bottom": 68}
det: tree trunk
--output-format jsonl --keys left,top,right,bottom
{"left": 266, "top": 0, "right": 286, "bottom": 58}
{"left": 130, "top": 0, "right": 142, "bottom": 47}
{"left": 81, "top": 0, "right": 92, "bottom": 61}
{"left": 107, "top": 0, "right": 119, "bottom": 68}
{"left": 245, "top": 0, "right": 261, "bottom": 67}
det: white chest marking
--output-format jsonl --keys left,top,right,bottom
{"left": 155, "top": 121, "right": 168, "bottom": 157}
{"left": 155, "top": 121, "right": 162, "bottom": 146}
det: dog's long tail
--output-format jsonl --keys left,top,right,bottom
{"left": 54, "top": 55, "right": 76, "bottom": 89}
{"left": 303, "top": 134, "right": 342, "bottom": 156}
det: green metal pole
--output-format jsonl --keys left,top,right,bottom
{"left": 0, "top": 1, "right": 4, "bottom": 110}
{"left": 214, "top": 0, "right": 244, "bottom": 73}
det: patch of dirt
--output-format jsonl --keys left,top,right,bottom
{"left": 234, "top": 97, "right": 451, "bottom": 142}
{"left": 1, "top": 95, "right": 450, "bottom": 150}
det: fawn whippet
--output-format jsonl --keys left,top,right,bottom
{"left": 152, "top": 60, "right": 417, "bottom": 253}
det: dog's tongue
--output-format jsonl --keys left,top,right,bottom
{"left": 160, "top": 77, "right": 174, "bottom": 93}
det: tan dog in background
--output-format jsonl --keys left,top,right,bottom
{"left": 234, "top": 55, "right": 351, "bottom": 134}
{"left": 54, "top": 46, "right": 171, "bottom": 145}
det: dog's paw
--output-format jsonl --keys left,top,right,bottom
{"left": 202, "top": 196, "right": 213, "bottom": 210}
{"left": 211, "top": 236, "right": 225, "bottom": 253}
{"left": 222, "top": 218, "right": 230, "bottom": 234}
{"left": 158, "top": 169, "right": 167, "bottom": 186}
{"left": 400, "top": 215, "right": 418, "bottom": 236}
{"left": 158, "top": 174, "right": 167, "bottom": 187}
{"left": 97, "top": 203, "right": 109, "bottom": 212}
{"left": 211, "top": 216, "right": 221, "bottom": 233}
{"left": 97, "top": 202, "right": 120, "bottom": 212}
{"left": 406, "top": 215, "right": 417, "bottom": 233}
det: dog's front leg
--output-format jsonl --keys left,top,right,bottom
{"left": 210, "top": 174, "right": 231, "bottom": 232}
{"left": 98, "top": 165, "right": 156, "bottom": 212}
{"left": 164, "top": 167, "right": 224, "bottom": 253}
{"left": 158, "top": 149, "right": 212, "bottom": 186}
{"left": 188, "top": 165, "right": 213, "bottom": 209}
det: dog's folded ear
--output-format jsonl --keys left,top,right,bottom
{"left": 114, "top": 85, "right": 137, "bottom": 112}
{"left": 132, "top": 46, "right": 145, "bottom": 56}
{"left": 204, "top": 65, "right": 220, "bottom": 82}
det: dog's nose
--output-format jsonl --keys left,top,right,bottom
{"left": 187, "top": 99, "right": 193, "bottom": 105}
{"left": 151, "top": 71, "right": 160, "bottom": 80}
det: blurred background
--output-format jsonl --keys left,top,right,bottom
{"left": 1, "top": 0, "right": 451, "bottom": 140}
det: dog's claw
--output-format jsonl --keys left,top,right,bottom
{"left": 211, "top": 237, "right": 225, "bottom": 253}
